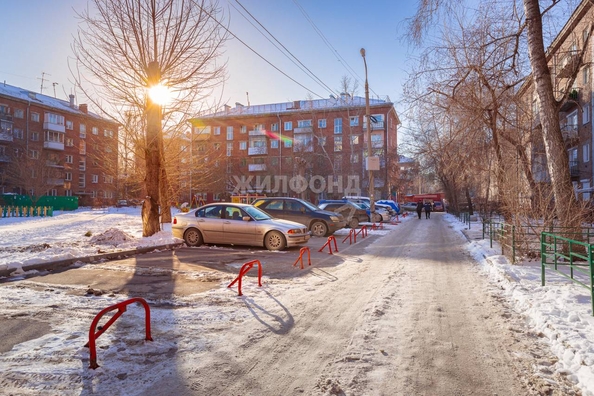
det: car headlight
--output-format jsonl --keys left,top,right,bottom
{"left": 330, "top": 216, "right": 340, "bottom": 222}
{"left": 287, "top": 229, "right": 302, "bottom": 234}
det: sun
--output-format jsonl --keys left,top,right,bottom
{"left": 148, "top": 83, "right": 171, "bottom": 105}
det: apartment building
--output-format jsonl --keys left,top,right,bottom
{"left": 185, "top": 94, "right": 399, "bottom": 204}
{"left": 520, "top": 0, "right": 594, "bottom": 201}
{"left": 0, "top": 83, "right": 119, "bottom": 206}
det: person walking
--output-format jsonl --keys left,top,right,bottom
{"left": 424, "top": 202, "right": 432, "bottom": 219}
{"left": 416, "top": 201, "right": 423, "bottom": 220}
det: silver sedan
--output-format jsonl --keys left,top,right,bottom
{"left": 172, "top": 203, "right": 310, "bottom": 251}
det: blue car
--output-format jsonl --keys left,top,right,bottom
{"left": 376, "top": 199, "right": 400, "bottom": 215}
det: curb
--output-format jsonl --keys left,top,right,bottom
{"left": 0, "top": 242, "right": 184, "bottom": 278}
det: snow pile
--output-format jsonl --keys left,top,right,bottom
{"left": 89, "top": 228, "right": 136, "bottom": 246}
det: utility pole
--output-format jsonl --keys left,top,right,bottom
{"left": 360, "top": 48, "right": 375, "bottom": 213}
{"left": 38, "top": 72, "right": 50, "bottom": 94}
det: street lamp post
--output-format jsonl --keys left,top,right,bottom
{"left": 360, "top": 48, "right": 375, "bottom": 213}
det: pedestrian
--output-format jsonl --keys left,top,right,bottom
{"left": 416, "top": 201, "right": 423, "bottom": 219}
{"left": 424, "top": 202, "right": 432, "bottom": 219}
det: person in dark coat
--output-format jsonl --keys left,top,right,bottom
{"left": 416, "top": 201, "right": 423, "bottom": 219}
{"left": 424, "top": 202, "right": 432, "bottom": 219}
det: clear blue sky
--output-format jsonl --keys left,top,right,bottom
{"left": 0, "top": 0, "right": 419, "bottom": 113}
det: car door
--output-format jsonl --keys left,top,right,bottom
{"left": 283, "top": 199, "right": 309, "bottom": 226}
{"left": 222, "top": 206, "right": 256, "bottom": 246}
{"left": 194, "top": 205, "right": 225, "bottom": 243}
{"left": 256, "top": 199, "right": 285, "bottom": 219}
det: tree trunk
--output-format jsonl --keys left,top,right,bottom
{"left": 523, "top": 0, "right": 580, "bottom": 229}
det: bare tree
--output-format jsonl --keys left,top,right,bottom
{"left": 71, "top": 0, "right": 227, "bottom": 236}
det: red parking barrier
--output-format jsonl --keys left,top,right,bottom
{"left": 227, "top": 260, "right": 263, "bottom": 296}
{"left": 371, "top": 223, "right": 384, "bottom": 230}
{"left": 342, "top": 228, "right": 356, "bottom": 244}
{"left": 86, "top": 297, "right": 153, "bottom": 369}
{"left": 318, "top": 235, "right": 338, "bottom": 254}
{"left": 293, "top": 247, "right": 312, "bottom": 269}
{"left": 355, "top": 225, "right": 368, "bottom": 239}
{"left": 390, "top": 215, "right": 401, "bottom": 224}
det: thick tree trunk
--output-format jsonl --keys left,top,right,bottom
{"left": 523, "top": 0, "right": 580, "bottom": 229}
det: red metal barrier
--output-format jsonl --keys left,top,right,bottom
{"left": 371, "top": 222, "right": 384, "bottom": 230}
{"left": 390, "top": 215, "right": 401, "bottom": 224}
{"left": 292, "top": 247, "right": 312, "bottom": 269}
{"left": 342, "top": 228, "right": 356, "bottom": 244}
{"left": 318, "top": 235, "right": 338, "bottom": 254}
{"left": 227, "top": 260, "right": 263, "bottom": 296}
{"left": 355, "top": 225, "right": 368, "bottom": 239}
{"left": 86, "top": 297, "right": 153, "bottom": 369}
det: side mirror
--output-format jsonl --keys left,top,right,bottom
{"left": 242, "top": 216, "right": 251, "bottom": 221}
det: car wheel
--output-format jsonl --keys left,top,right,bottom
{"left": 184, "top": 228, "right": 203, "bottom": 247}
{"left": 264, "top": 230, "right": 286, "bottom": 251}
{"left": 311, "top": 221, "right": 328, "bottom": 237}
{"left": 349, "top": 218, "right": 359, "bottom": 228}
{"left": 372, "top": 213, "right": 382, "bottom": 223}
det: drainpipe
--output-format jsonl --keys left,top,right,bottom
{"left": 276, "top": 113, "right": 282, "bottom": 182}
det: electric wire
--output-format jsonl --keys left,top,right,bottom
{"left": 232, "top": 0, "right": 340, "bottom": 99}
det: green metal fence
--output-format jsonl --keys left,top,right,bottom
{"left": 541, "top": 232, "right": 594, "bottom": 315}
{"left": 1, "top": 194, "right": 78, "bottom": 210}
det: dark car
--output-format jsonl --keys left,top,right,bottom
{"left": 318, "top": 200, "right": 369, "bottom": 229}
{"left": 252, "top": 197, "right": 347, "bottom": 237}
{"left": 433, "top": 201, "right": 445, "bottom": 212}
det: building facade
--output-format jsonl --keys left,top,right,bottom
{"left": 186, "top": 94, "right": 399, "bottom": 204}
{"left": 0, "top": 83, "right": 119, "bottom": 206}
{"left": 520, "top": 0, "right": 594, "bottom": 201}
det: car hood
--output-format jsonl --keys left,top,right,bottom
{"left": 270, "top": 218, "right": 309, "bottom": 229}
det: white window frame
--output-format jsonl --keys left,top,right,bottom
{"left": 239, "top": 141, "right": 247, "bottom": 150}
{"left": 214, "top": 126, "right": 221, "bottom": 135}
{"left": 584, "top": 143, "right": 590, "bottom": 163}
{"left": 271, "top": 139, "right": 279, "bottom": 149}
{"left": 284, "top": 121, "right": 292, "bottom": 131}
{"left": 334, "top": 118, "right": 342, "bottom": 134}
{"left": 318, "top": 119, "right": 326, "bottom": 128}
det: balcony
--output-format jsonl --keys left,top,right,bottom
{"left": 47, "top": 178, "right": 65, "bottom": 186}
{"left": 193, "top": 131, "right": 211, "bottom": 141}
{"left": 44, "top": 141, "right": 65, "bottom": 151}
{"left": 248, "top": 146, "right": 267, "bottom": 155}
{"left": 0, "top": 154, "right": 10, "bottom": 162}
{"left": 569, "top": 160, "right": 580, "bottom": 179}
{"left": 249, "top": 129, "right": 267, "bottom": 136}
{"left": 0, "top": 131, "right": 13, "bottom": 142}
{"left": 294, "top": 126, "right": 313, "bottom": 133}
{"left": 557, "top": 53, "right": 580, "bottom": 79}
{"left": 0, "top": 111, "right": 12, "bottom": 121}
{"left": 43, "top": 121, "right": 66, "bottom": 133}
{"left": 561, "top": 124, "right": 578, "bottom": 143}
{"left": 248, "top": 163, "right": 267, "bottom": 172}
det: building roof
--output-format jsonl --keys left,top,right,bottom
{"left": 0, "top": 82, "right": 116, "bottom": 124}
{"left": 195, "top": 94, "right": 393, "bottom": 119}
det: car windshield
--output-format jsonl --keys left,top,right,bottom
{"left": 244, "top": 205, "right": 272, "bottom": 221}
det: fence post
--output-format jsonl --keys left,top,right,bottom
{"left": 512, "top": 225, "right": 516, "bottom": 264}
{"left": 541, "top": 232, "right": 546, "bottom": 286}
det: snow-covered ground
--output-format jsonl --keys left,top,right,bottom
{"left": 0, "top": 208, "right": 594, "bottom": 394}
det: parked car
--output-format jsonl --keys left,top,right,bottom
{"left": 116, "top": 200, "right": 128, "bottom": 207}
{"left": 252, "top": 197, "right": 346, "bottom": 237}
{"left": 401, "top": 202, "right": 418, "bottom": 211}
{"left": 376, "top": 199, "right": 400, "bottom": 215}
{"left": 433, "top": 201, "right": 445, "bottom": 212}
{"left": 171, "top": 203, "right": 310, "bottom": 251}
{"left": 342, "top": 196, "right": 391, "bottom": 222}
{"left": 318, "top": 200, "right": 369, "bottom": 229}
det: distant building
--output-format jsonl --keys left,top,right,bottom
{"left": 0, "top": 83, "right": 119, "bottom": 206}
{"left": 187, "top": 93, "right": 400, "bottom": 203}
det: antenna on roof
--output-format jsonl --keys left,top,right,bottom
{"left": 246, "top": 92, "right": 250, "bottom": 107}
{"left": 52, "top": 82, "right": 59, "bottom": 97}
{"left": 38, "top": 72, "right": 51, "bottom": 94}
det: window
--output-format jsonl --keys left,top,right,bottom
{"left": 80, "top": 124, "right": 86, "bottom": 138}
{"left": 240, "top": 158, "right": 247, "bottom": 166}
{"left": 584, "top": 67, "right": 590, "bottom": 85}
{"left": 31, "top": 112, "right": 40, "bottom": 122}
{"left": 297, "top": 120, "right": 312, "bottom": 128}
{"left": 334, "top": 155, "right": 342, "bottom": 172}
{"left": 351, "top": 153, "right": 359, "bottom": 163}
{"left": 318, "top": 119, "right": 326, "bottom": 128}
{"left": 31, "top": 169, "right": 37, "bottom": 178}
{"left": 240, "top": 141, "right": 247, "bottom": 150}
{"left": 80, "top": 141, "right": 86, "bottom": 155}
{"left": 65, "top": 190, "right": 72, "bottom": 197}
{"left": 318, "top": 136, "right": 326, "bottom": 146}
{"left": 294, "top": 134, "right": 313, "bottom": 152}
{"left": 351, "top": 135, "right": 359, "bottom": 145}
{"left": 226, "top": 142, "right": 233, "bottom": 156}
{"left": 29, "top": 149, "right": 39, "bottom": 159}
{"left": 271, "top": 157, "right": 279, "bottom": 166}
{"left": 65, "top": 172, "right": 72, "bottom": 181}
{"left": 65, "top": 155, "right": 73, "bottom": 164}
{"left": 14, "top": 109, "right": 23, "bottom": 119}
{"left": 226, "top": 127, "right": 233, "bottom": 140}
{"left": 104, "top": 129, "right": 113, "bottom": 138}
{"left": 105, "top": 146, "right": 112, "bottom": 153}
{"left": 66, "top": 120, "right": 74, "bottom": 130}
{"left": 66, "top": 138, "right": 74, "bottom": 147}
{"left": 584, "top": 103, "right": 591, "bottom": 125}
{"left": 13, "top": 128, "right": 23, "bottom": 139}
{"left": 92, "top": 127, "right": 99, "bottom": 135}
{"left": 214, "top": 143, "right": 220, "bottom": 150}
{"left": 284, "top": 121, "right": 292, "bottom": 131}
{"left": 79, "top": 158, "right": 86, "bottom": 171}
{"left": 31, "top": 132, "right": 39, "bottom": 141}
{"left": 214, "top": 126, "right": 221, "bottom": 135}
{"left": 45, "top": 112, "right": 65, "bottom": 126}
{"left": 371, "top": 134, "right": 383, "bottom": 148}
{"left": 92, "top": 174, "right": 99, "bottom": 184}
{"left": 271, "top": 140, "right": 279, "bottom": 148}
{"left": 284, "top": 138, "right": 292, "bottom": 148}
{"left": 584, "top": 143, "right": 590, "bottom": 163}
{"left": 241, "top": 125, "right": 247, "bottom": 134}
{"left": 334, "top": 118, "right": 342, "bottom": 134}
{"left": 350, "top": 116, "right": 359, "bottom": 126}
{"left": 79, "top": 174, "right": 86, "bottom": 188}
{"left": 271, "top": 123, "right": 279, "bottom": 132}
{"left": 334, "top": 136, "right": 342, "bottom": 151}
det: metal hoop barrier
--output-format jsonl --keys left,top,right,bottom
{"left": 390, "top": 215, "right": 401, "bottom": 224}
{"left": 342, "top": 228, "right": 356, "bottom": 244}
{"left": 355, "top": 225, "right": 368, "bottom": 239}
{"left": 371, "top": 223, "right": 384, "bottom": 230}
{"left": 293, "top": 247, "right": 312, "bottom": 269}
{"left": 227, "top": 260, "right": 263, "bottom": 296}
{"left": 86, "top": 297, "right": 153, "bottom": 369}
{"left": 319, "top": 235, "right": 338, "bottom": 255}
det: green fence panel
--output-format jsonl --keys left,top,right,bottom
{"left": 1, "top": 194, "right": 78, "bottom": 211}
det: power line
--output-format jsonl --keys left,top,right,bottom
{"left": 292, "top": 0, "right": 381, "bottom": 98}
{"left": 199, "top": 3, "right": 326, "bottom": 99}
{"left": 232, "top": 0, "right": 340, "bottom": 98}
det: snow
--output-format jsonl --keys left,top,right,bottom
{"left": 1, "top": 209, "right": 594, "bottom": 394}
